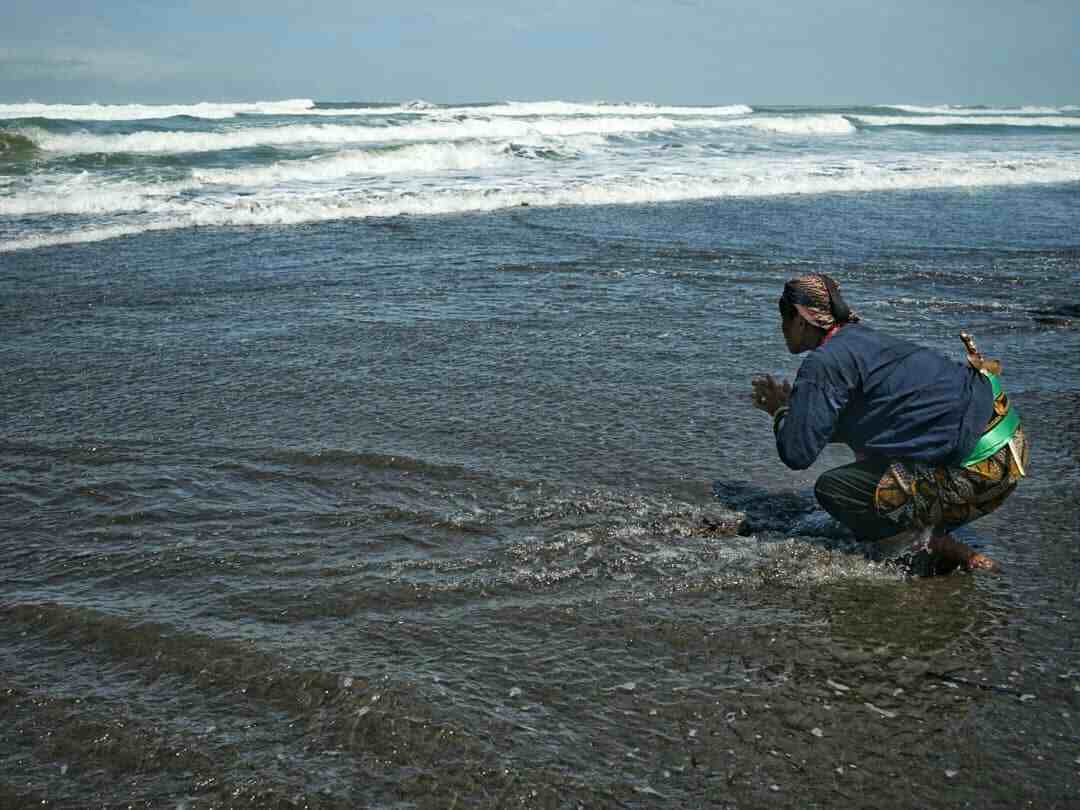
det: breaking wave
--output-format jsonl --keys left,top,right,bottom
{"left": 26, "top": 113, "right": 852, "bottom": 157}
{"left": 0, "top": 178, "right": 192, "bottom": 216}
{"left": 0, "top": 131, "right": 38, "bottom": 158}
{"left": 5, "top": 154, "right": 1079, "bottom": 253}
{"left": 878, "top": 104, "right": 1077, "bottom": 116}
{"left": 854, "top": 114, "right": 1080, "bottom": 129}
{"left": 439, "top": 101, "right": 754, "bottom": 118}
{"left": 190, "top": 140, "right": 566, "bottom": 186}
{"left": 30, "top": 117, "right": 694, "bottom": 155}
{"left": 0, "top": 98, "right": 753, "bottom": 122}
{"left": 0, "top": 99, "right": 319, "bottom": 121}
{"left": 731, "top": 114, "right": 856, "bottom": 135}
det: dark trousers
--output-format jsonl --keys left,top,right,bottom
{"left": 814, "top": 457, "right": 900, "bottom": 541}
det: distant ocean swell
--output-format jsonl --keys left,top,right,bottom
{"left": 0, "top": 98, "right": 1075, "bottom": 121}
{"left": 2, "top": 99, "right": 1079, "bottom": 253}
{"left": 6, "top": 115, "right": 864, "bottom": 156}
{"left": 9, "top": 115, "right": 1080, "bottom": 158}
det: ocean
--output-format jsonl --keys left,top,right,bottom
{"left": 1, "top": 99, "right": 1078, "bottom": 808}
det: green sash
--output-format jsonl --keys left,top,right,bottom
{"left": 962, "top": 373, "right": 1020, "bottom": 467}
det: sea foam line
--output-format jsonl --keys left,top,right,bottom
{"left": 0, "top": 170, "right": 196, "bottom": 216}
{"left": 0, "top": 99, "right": 318, "bottom": 121}
{"left": 4, "top": 155, "right": 1079, "bottom": 253}
{"left": 878, "top": 104, "right": 1077, "bottom": 116}
{"left": 24, "top": 112, "right": 854, "bottom": 156}
{"left": 0, "top": 188, "right": 187, "bottom": 217}
{"left": 191, "top": 141, "right": 523, "bottom": 186}
{"left": 725, "top": 115, "right": 856, "bottom": 135}
{"left": 436, "top": 101, "right": 754, "bottom": 118}
{"left": 0, "top": 98, "right": 753, "bottom": 121}
{"left": 854, "top": 114, "right": 1080, "bottom": 128}
{"left": 27, "top": 117, "right": 692, "bottom": 155}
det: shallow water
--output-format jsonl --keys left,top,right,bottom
{"left": 1, "top": 184, "right": 1079, "bottom": 807}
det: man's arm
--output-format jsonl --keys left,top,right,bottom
{"left": 774, "top": 378, "right": 847, "bottom": 470}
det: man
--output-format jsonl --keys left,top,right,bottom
{"left": 751, "top": 273, "right": 1029, "bottom": 574}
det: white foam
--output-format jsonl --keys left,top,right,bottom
{"left": 440, "top": 101, "right": 754, "bottom": 118}
{"left": 190, "top": 137, "right": 607, "bottom": 187}
{"left": 881, "top": 104, "right": 1074, "bottom": 115}
{"left": 0, "top": 223, "right": 172, "bottom": 251}
{"left": 0, "top": 174, "right": 194, "bottom": 216}
{"left": 664, "top": 114, "right": 853, "bottom": 136}
{"left": 0, "top": 188, "right": 180, "bottom": 216}
{"left": 288, "top": 101, "right": 454, "bottom": 117}
{"left": 247, "top": 101, "right": 754, "bottom": 120}
{"left": 29, "top": 113, "right": 856, "bottom": 156}
{"left": 738, "top": 115, "right": 856, "bottom": 135}
{"left": 0, "top": 98, "right": 753, "bottom": 121}
{"left": 191, "top": 141, "right": 521, "bottom": 186}
{"left": 0, "top": 99, "right": 318, "bottom": 121}
{"left": 5, "top": 153, "right": 1079, "bottom": 253}
{"left": 30, "top": 117, "right": 693, "bottom": 155}
{"left": 855, "top": 114, "right": 1080, "bottom": 128}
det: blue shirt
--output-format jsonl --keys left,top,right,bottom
{"left": 775, "top": 324, "right": 994, "bottom": 470}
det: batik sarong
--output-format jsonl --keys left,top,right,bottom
{"left": 873, "top": 378, "right": 1029, "bottom": 532}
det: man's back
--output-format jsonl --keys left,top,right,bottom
{"left": 780, "top": 324, "right": 993, "bottom": 468}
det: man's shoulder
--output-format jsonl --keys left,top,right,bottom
{"left": 830, "top": 322, "right": 887, "bottom": 344}
{"left": 803, "top": 323, "right": 902, "bottom": 380}
{"left": 827, "top": 323, "right": 916, "bottom": 355}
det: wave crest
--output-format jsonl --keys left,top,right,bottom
{"left": 878, "top": 104, "right": 1075, "bottom": 116}
{"left": 445, "top": 101, "right": 754, "bottom": 118}
{"left": 32, "top": 117, "right": 687, "bottom": 155}
{"left": 736, "top": 114, "right": 855, "bottom": 135}
{"left": 5, "top": 153, "right": 1079, "bottom": 253}
{"left": 193, "top": 142, "right": 523, "bottom": 186}
{"left": 855, "top": 114, "right": 1080, "bottom": 129}
{"left": 0, "top": 99, "right": 318, "bottom": 121}
{"left": 0, "top": 131, "right": 38, "bottom": 158}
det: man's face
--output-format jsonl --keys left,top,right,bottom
{"left": 782, "top": 311, "right": 809, "bottom": 354}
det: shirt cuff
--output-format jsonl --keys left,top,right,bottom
{"left": 772, "top": 406, "right": 789, "bottom": 434}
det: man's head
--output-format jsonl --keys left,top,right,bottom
{"left": 778, "top": 273, "right": 858, "bottom": 353}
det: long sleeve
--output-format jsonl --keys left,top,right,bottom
{"left": 769, "top": 325, "right": 989, "bottom": 467}
{"left": 775, "top": 377, "right": 849, "bottom": 470}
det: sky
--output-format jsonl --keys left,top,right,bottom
{"left": 1, "top": 0, "right": 1077, "bottom": 106}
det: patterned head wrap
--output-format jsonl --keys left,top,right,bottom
{"left": 779, "top": 273, "right": 860, "bottom": 330}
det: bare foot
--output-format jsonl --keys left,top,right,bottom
{"left": 927, "top": 532, "right": 1001, "bottom": 575}
{"left": 875, "top": 529, "right": 1001, "bottom": 576}
{"left": 964, "top": 552, "right": 1002, "bottom": 573}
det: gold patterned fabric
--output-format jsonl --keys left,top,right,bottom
{"left": 874, "top": 425, "right": 1029, "bottom": 531}
{"left": 780, "top": 273, "right": 860, "bottom": 331}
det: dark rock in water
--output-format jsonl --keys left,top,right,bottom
{"left": 695, "top": 507, "right": 745, "bottom": 535}
{"left": 0, "top": 132, "right": 38, "bottom": 159}
{"left": 1032, "top": 303, "right": 1080, "bottom": 328}
{"left": 788, "top": 510, "right": 854, "bottom": 541}
{"left": 712, "top": 479, "right": 819, "bottom": 536}
{"left": 1054, "top": 304, "right": 1080, "bottom": 317}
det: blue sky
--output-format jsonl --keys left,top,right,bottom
{"left": 2, "top": 1, "right": 1077, "bottom": 105}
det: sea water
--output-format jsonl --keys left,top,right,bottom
{"left": 1, "top": 100, "right": 1078, "bottom": 807}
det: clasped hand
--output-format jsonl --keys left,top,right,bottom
{"left": 750, "top": 374, "right": 791, "bottom": 416}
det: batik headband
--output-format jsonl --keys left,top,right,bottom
{"left": 780, "top": 273, "right": 858, "bottom": 330}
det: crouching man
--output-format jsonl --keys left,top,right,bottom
{"left": 751, "top": 273, "right": 1028, "bottom": 574}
